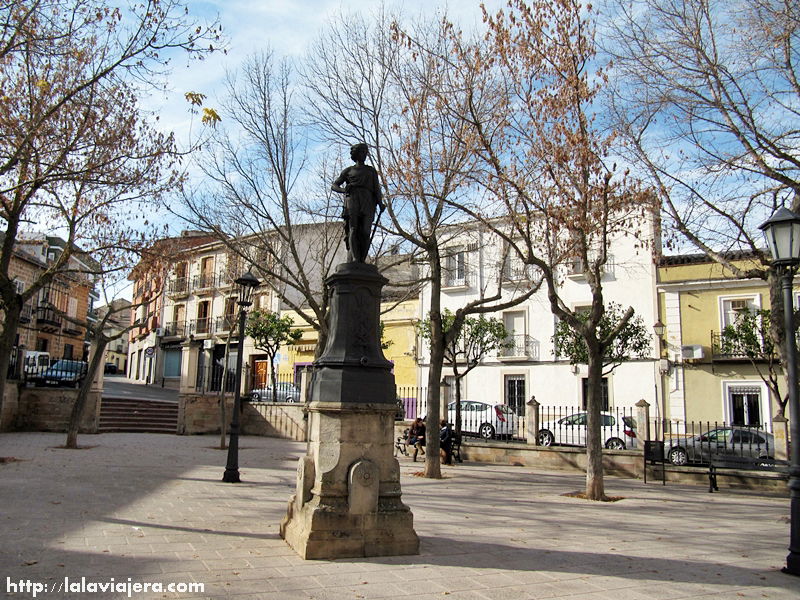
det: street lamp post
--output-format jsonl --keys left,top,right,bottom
{"left": 759, "top": 207, "right": 800, "bottom": 575}
{"left": 653, "top": 320, "right": 666, "bottom": 437}
{"left": 222, "top": 270, "right": 261, "bottom": 484}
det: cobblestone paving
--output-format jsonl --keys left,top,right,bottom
{"left": 1, "top": 432, "right": 799, "bottom": 599}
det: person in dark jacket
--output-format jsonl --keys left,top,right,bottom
{"left": 439, "top": 419, "right": 453, "bottom": 465}
{"left": 408, "top": 417, "right": 426, "bottom": 461}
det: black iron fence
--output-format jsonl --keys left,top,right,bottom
{"left": 195, "top": 364, "right": 243, "bottom": 394}
{"left": 397, "top": 386, "right": 427, "bottom": 421}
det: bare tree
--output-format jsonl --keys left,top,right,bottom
{"left": 426, "top": 0, "right": 653, "bottom": 499}
{"left": 172, "top": 51, "right": 347, "bottom": 357}
{"left": 603, "top": 0, "right": 800, "bottom": 415}
{"left": 0, "top": 0, "right": 221, "bottom": 412}
{"left": 305, "top": 9, "right": 539, "bottom": 478}
{"left": 63, "top": 249, "right": 172, "bottom": 449}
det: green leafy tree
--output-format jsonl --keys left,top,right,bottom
{"left": 419, "top": 309, "right": 511, "bottom": 437}
{"left": 553, "top": 303, "right": 652, "bottom": 375}
{"left": 720, "top": 308, "right": 787, "bottom": 419}
{"left": 245, "top": 309, "right": 302, "bottom": 403}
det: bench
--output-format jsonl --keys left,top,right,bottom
{"left": 707, "top": 456, "right": 789, "bottom": 493}
{"left": 394, "top": 429, "right": 409, "bottom": 457}
{"left": 451, "top": 433, "right": 462, "bottom": 464}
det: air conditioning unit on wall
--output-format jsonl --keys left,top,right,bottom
{"left": 681, "top": 344, "right": 704, "bottom": 360}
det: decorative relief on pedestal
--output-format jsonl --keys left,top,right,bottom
{"left": 297, "top": 456, "right": 315, "bottom": 507}
{"left": 352, "top": 288, "right": 373, "bottom": 360}
{"left": 348, "top": 459, "right": 379, "bottom": 515}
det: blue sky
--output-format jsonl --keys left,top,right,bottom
{"left": 107, "top": 2, "right": 506, "bottom": 300}
{"left": 150, "top": 1, "right": 507, "bottom": 148}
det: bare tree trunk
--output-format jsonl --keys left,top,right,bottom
{"left": 269, "top": 351, "right": 278, "bottom": 404}
{"left": 425, "top": 338, "right": 444, "bottom": 479}
{"left": 424, "top": 264, "right": 444, "bottom": 478}
{"left": 218, "top": 333, "right": 234, "bottom": 450}
{"left": 65, "top": 339, "right": 107, "bottom": 449}
{"left": 453, "top": 364, "right": 462, "bottom": 438}
{"left": 0, "top": 302, "right": 22, "bottom": 411}
{"left": 584, "top": 348, "right": 605, "bottom": 500}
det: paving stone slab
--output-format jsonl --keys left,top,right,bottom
{"left": 1, "top": 432, "right": 800, "bottom": 600}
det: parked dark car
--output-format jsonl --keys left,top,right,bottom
{"left": 31, "top": 360, "right": 88, "bottom": 387}
{"left": 665, "top": 426, "right": 774, "bottom": 466}
{"left": 104, "top": 362, "right": 118, "bottom": 374}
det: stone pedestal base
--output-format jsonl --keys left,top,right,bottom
{"left": 281, "top": 262, "right": 418, "bottom": 559}
{"left": 280, "top": 401, "right": 419, "bottom": 559}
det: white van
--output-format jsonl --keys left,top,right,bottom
{"left": 23, "top": 351, "right": 50, "bottom": 374}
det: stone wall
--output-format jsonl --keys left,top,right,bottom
{"left": 392, "top": 424, "right": 788, "bottom": 493}
{"left": 179, "top": 394, "right": 307, "bottom": 441}
{"left": 245, "top": 402, "right": 307, "bottom": 441}
{"left": 14, "top": 387, "right": 100, "bottom": 433}
{"left": 461, "top": 440, "right": 641, "bottom": 478}
{"left": 0, "top": 383, "right": 20, "bottom": 431}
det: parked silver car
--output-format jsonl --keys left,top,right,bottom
{"left": 250, "top": 382, "right": 300, "bottom": 402}
{"left": 665, "top": 426, "right": 774, "bottom": 466}
{"left": 538, "top": 411, "right": 638, "bottom": 450}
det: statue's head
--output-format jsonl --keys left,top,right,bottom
{"left": 350, "top": 143, "right": 369, "bottom": 161}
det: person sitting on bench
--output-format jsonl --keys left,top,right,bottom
{"left": 408, "top": 417, "right": 426, "bottom": 461}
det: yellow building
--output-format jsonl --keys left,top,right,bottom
{"left": 277, "top": 297, "right": 419, "bottom": 389}
{"left": 657, "top": 253, "right": 784, "bottom": 432}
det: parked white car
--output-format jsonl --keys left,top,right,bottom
{"left": 250, "top": 382, "right": 301, "bottom": 402}
{"left": 447, "top": 400, "right": 518, "bottom": 440}
{"left": 538, "top": 411, "right": 638, "bottom": 450}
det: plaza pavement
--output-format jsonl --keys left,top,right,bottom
{"left": 1, "top": 432, "right": 799, "bottom": 600}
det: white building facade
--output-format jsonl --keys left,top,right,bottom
{"left": 417, "top": 217, "right": 661, "bottom": 422}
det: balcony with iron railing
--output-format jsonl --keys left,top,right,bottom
{"left": 215, "top": 315, "right": 237, "bottom": 334}
{"left": 710, "top": 330, "right": 774, "bottom": 361}
{"left": 19, "top": 303, "right": 32, "bottom": 323}
{"left": 443, "top": 269, "right": 473, "bottom": 290}
{"left": 167, "top": 277, "right": 190, "bottom": 297}
{"left": 565, "top": 255, "right": 616, "bottom": 280}
{"left": 501, "top": 258, "right": 533, "bottom": 284}
{"left": 192, "top": 273, "right": 216, "bottom": 293}
{"left": 35, "top": 305, "right": 62, "bottom": 331}
{"left": 190, "top": 317, "right": 213, "bottom": 336}
{"left": 498, "top": 334, "right": 540, "bottom": 361}
{"left": 62, "top": 321, "right": 82, "bottom": 336}
{"left": 162, "top": 321, "right": 187, "bottom": 338}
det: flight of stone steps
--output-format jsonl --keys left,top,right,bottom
{"left": 99, "top": 398, "right": 178, "bottom": 434}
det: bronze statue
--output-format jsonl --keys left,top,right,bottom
{"left": 331, "top": 143, "right": 384, "bottom": 263}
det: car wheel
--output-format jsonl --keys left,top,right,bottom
{"left": 668, "top": 447, "right": 688, "bottom": 466}
{"left": 538, "top": 429, "right": 555, "bottom": 446}
{"left": 479, "top": 423, "right": 495, "bottom": 439}
{"left": 605, "top": 437, "right": 625, "bottom": 450}
{"left": 251, "top": 392, "right": 260, "bottom": 401}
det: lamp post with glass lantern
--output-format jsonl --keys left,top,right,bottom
{"left": 759, "top": 207, "right": 800, "bottom": 575}
{"left": 222, "top": 270, "right": 261, "bottom": 483}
